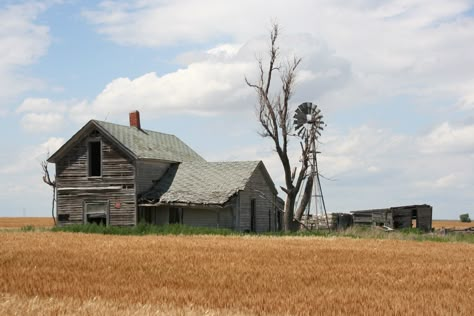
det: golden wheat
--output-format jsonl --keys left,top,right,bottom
{"left": 432, "top": 220, "right": 474, "bottom": 229}
{"left": 0, "top": 217, "right": 53, "bottom": 228}
{"left": 1, "top": 232, "right": 473, "bottom": 315}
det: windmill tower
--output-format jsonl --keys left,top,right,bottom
{"left": 293, "top": 102, "right": 329, "bottom": 230}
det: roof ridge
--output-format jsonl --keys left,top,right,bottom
{"left": 93, "top": 119, "right": 177, "bottom": 137}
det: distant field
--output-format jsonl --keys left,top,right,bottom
{"left": 432, "top": 220, "right": 474, "bottom": 229}
{"left": 0, "top": 217, "right": 53, "bottom": 228}
{"left": 0, "top": 232, "right": 473, "bottom": 315}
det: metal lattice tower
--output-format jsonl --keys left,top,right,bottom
{"left": 293, "top": 102, "right": 329, "bottom": 230}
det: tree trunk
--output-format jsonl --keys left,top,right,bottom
{"left": 283, "top": 194, "right": 298, "bottom": 232}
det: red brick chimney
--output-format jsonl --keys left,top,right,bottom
{"left": 129, "top": 110, "right": 141, "bottom": 129}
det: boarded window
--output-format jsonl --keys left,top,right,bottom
{"left": 84, "top": 201, "right": 108, "bottom": 225}
{"left": 250, "top": 199, "right": 256, "bottom": 232}
{"left": 88, "top": 141, "right": 101, "bottom": 177}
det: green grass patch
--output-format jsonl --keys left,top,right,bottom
{"left": 51, "top": 223, "right": 237, "bottom": 236}
{"left": 47, "top": 223, "right": 474, "bottom": 243}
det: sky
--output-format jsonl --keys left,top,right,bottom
{"left": 0, "top": 0, "right": 473, "bottom": 219}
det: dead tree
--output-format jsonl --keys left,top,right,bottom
{"left": 246, "top": 23, "right": 314, "bottom": 231}
{"left": 41, "top": 161, "right": 56, "bottom": 226}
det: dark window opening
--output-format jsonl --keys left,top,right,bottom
{"left": 58, "top": 214, "right": 69, "bottom": 222}
{"left": 169, "top": 207, "right": 183, "bottom": 224}
{"left": 250, "top": 199, "right": 256, "bottom": 232}
{"left": 88, "top": 141, "right": 101, "bottom": 177}
{"left": 86, "top": 213, "right": 106, "bottom": 225}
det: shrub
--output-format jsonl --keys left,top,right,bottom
{"left": 20, "top": 225, "right": 35, "bottom": 232}
{"left": 459, "top": 213, "right": 471, "bottom": 223}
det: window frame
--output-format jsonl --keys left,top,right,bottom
{"left": 83, "top": 200, "right": 109, "bottom": 225}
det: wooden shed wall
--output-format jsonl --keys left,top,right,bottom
{"left": 238, "top": 166, "right": 276, "bottom": 233}
{"left": 415, "top": 205, "right": 432, "bottom": 232}
{"left": 55, "top": 131, "right": 136, "bottom": 226}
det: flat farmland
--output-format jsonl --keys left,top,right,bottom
{"left": 0, "top": 217, "right": 53, "bottom": 228}
{"left": 432, "top": 220, "right": 474, "bottom": 229}
{"left": 1, "top": 232, "right": 473, "bottom": 315}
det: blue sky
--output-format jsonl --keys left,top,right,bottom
{"left": 1, "top": 0, "right": 473, "bottom": 219}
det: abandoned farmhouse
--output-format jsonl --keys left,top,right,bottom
{"left": 48, "top": 110, "right": 433, "bottom": 232}
{"left": 48, "top": 111, "right": 280, "bottom": 232}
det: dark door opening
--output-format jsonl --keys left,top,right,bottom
{"left": 250, "top": 199, "right": 256, "bottom": 232}
{"left": 169, "top": 207, "right": 183, "bottom": 224}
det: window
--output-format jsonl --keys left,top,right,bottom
{"left": 250, "top": 199, "right": 256, "bottom": 232}
{"left": 88, "top": 141, "right": 102, "bottom": 177}
{"left": 84, "top": 201, "right": 108, "bottom": 225}
{"left": 169, "top": 207, "right": 183, "bottom": 224}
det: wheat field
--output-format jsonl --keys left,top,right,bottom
{"left": 0, "top": 217, "right": 54, "bottom": 228}
{"left": 432, "top": 220, "right": 474, "bottom": 229}
{"left": 1, "top": 232, "right": 473, "bottom": 315}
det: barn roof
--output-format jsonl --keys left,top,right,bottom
{"left": 139, "top": 161, "right": 276, "bottom": 207}
{"left": 48, "top": 120, "right": 205, "bottom": 163}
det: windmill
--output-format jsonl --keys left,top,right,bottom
{"left": 293, "top": 102, "right": 329, "bottom": 229}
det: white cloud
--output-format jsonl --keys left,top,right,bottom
{"left": 0, "top": 2, "right": 51, "bottom": 102}
{"left": 0, "top": 137, "right": 64, "bottom": 175}
{"left": 83, "top": 0, "right": 474, "bottom": 112}
{"left": 420, "top": 122, "right": 474, "bottom": 154}
{"left": 17, "top": 97, "right": 64, "bottom": 113}
{"left": 20, "top": 112, "right": 65, "bottom": 133}
{"left": 22, "top": 33, "right": 348, "bottom": 124}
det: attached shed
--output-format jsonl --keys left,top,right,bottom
{"left": 139, "top": 161, "right": 280, "bottom": 233}
{"left": 351, "top": 204, "right": 433, "bottom": 232}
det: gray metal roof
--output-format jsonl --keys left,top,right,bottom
{"left": 140, "top": 161, "right": 263, "bottom": 206}
{"left": 94, "top": 120, "right": 205, "bottom": 162}
{"left": 48, "top": 120, "right": 205, "bottom": 163}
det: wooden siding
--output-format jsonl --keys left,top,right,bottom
{"left": 135, "top": 160, "right": 170, "bottom": 194}
{"left": 55, "top": 131, "right": 136, "bottom": 226}
{"left": 183, "top": 208, "right": 218, "bottom": 228}
{"left": 238, "top": 166, "right": 276, "bottom": 233}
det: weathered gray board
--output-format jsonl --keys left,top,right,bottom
{"left": 351, "top": 204, "right": 432, "bottom": 232}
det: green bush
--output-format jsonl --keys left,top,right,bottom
{"left": 460, "top": 213, "right": 471, "bottom": 223}
{"left": 20, "top": 225, "right": 35, "bottom": 232}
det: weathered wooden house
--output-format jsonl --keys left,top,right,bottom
{"left": 351, "top": 204, "right": 433, "bottom": 232}
{"left": 48, "top": 111, "right": 280, "bottom": 232}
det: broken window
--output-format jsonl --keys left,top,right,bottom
{"left": 84, "top": 201, "right": 108, "bottom": 225}
{"left": 88, "top": 141, "right": 102, "bottom": 177}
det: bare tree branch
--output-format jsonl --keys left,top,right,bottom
{"left": 41, "top": 160, "right": 56, "bottom": 226}
{"left": 246, "top": 22, "right": 309, "bottom": 232}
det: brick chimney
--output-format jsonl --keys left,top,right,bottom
{"left": 129, "top": 110, "right": 141, "bottom": 129}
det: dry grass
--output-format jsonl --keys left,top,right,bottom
{"left": 1, "top": 232, "right": 473, "bottom": 315}
{"left": 432, "top": 220, "right": 474, "bottom": 229}
{"left": 0, "top": 217, "right": 53, "bottom": 228}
